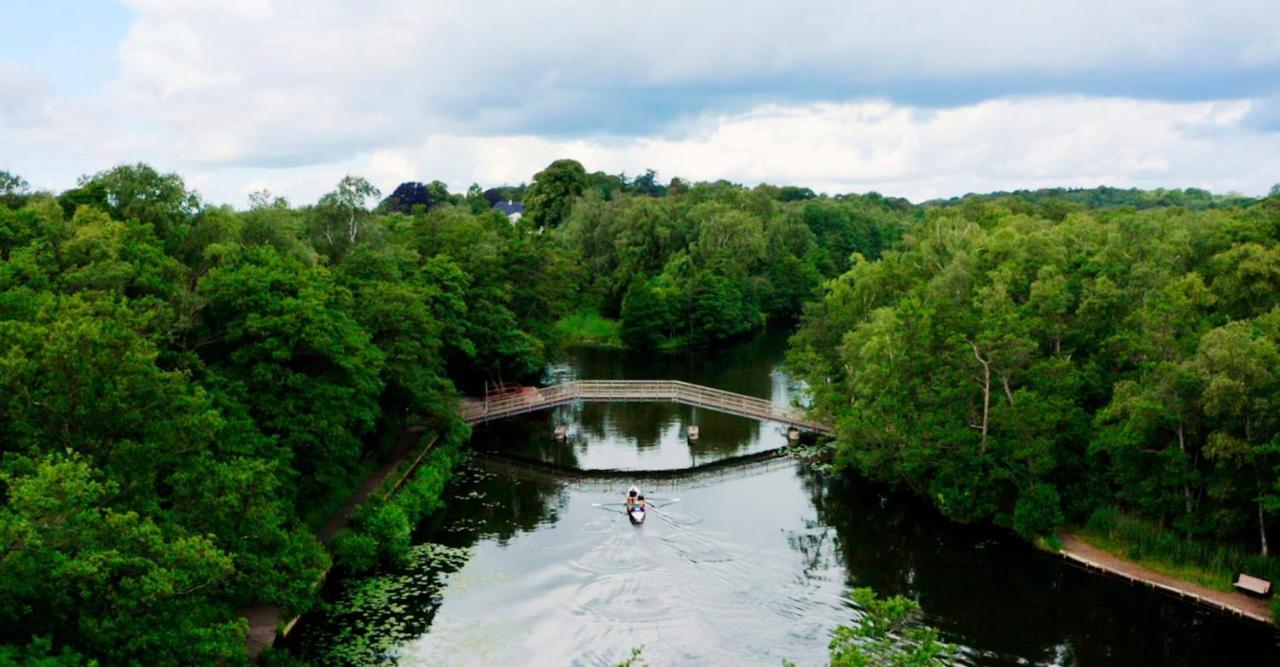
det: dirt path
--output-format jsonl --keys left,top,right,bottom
{"left": 1058, "top": 534, "right": 1273, "bottom": 625}
{"left": 240, "top": 427, "right": 437, "bottom": 659}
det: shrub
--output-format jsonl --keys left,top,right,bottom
{"left": 1013, "top": 483, "right": 1064, "bottom": 538}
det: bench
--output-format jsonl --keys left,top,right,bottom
{"left": 1234, "top": 573, "right": 1272, "bottom": 597}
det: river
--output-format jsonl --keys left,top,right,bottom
{"left": 287, "top": 327, "right": 1280, "bottom": 665}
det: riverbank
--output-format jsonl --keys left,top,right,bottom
{"left": 1057, "top": 534, "right": 1274, "bottom": 626}
{"left": 241, "top": 426, "right": 441, "bottom": 659}
{"left": 554, "top": 311, "right": 624, "bottom": 348}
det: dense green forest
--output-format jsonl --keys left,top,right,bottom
{"left": 2, "top": 158, "right": 1279, "bottom": 663}
{"left": 0, "top": 165, "right": 571, "bottom": 663}
{"left": 790, "top": 194, "right": 1280, "bottom": 567}
{"left": 0, "top": 161, "right": 911, "bottom": 663}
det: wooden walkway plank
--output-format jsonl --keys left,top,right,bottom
{"left": 461, "top": 380, "right": 833, "bottom": 434}
{"left": 1057, "top": 534, "right": 1274, "bottom": 626}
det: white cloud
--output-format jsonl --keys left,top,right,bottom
{"left": 87, "top": 0, "right": 1280, "bottom": 167}
{"left": 140, "top": 96, "right": 1273, "bottom": 206}
{"left": 0, "top": 61, "right": 52, "bottom": 127}
{"left": 1, "top": 2, "right": 1279, "bottom": 203}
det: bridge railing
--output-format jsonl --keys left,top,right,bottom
{"left": 462, "top": 379, "right": 832, "bottom": 434}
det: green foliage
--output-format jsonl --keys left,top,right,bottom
{"left": 0, "top": 171, "right": 30, "bottom": 210}
{"left": 0, "top": 166, "right": 565, "bottom": 661}
{"left": 1080, "top": 508, "right": 1280, "bottom": 591}
{"left": 554, "top": 310, "right": 623, "bottom": 348}
{"left": 334, "top": 442, "right": 461, "bottom": 574}
{"left": 5, "top": 161, "right": 1275, "bottom": 661}
{"left": 0, "top": 636, "right": 92, "bottom": 666}
{"left": 927, "top": 186, "right": 1256, "bottom": 212}
{"left": 616, "top": 646, "right": 649, "bottom": 667}
{"left": 828, "top": 588, "right": 956, "bottom": 667}
{"left": 560, "top": 182, "right": 912, "bottom": 348}
{"left": 1013, "top": 483, "right": 1064, "bottom": 538}
{"left": 524, "top": 159, "right": 588, "bottom": 228}
{"left": 792, "top": 196, "right": 1280, "bottom": 560}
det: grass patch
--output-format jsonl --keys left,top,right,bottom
{"left": 554, "top": 310, "right": 623, "bottom": 348}
{"left": 1075, "top": 507, "right": 1280, "bottom": 596}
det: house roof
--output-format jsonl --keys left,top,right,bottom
{"left": 493, "top": 200, "right": 524, "bottom": 216}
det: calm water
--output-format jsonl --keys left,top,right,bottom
{"left": 289, "top": 328, "right": 1280, "bottom": 665}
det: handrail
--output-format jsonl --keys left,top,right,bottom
{"left": 461, "top": 380, "right": 833, "bottom": 434}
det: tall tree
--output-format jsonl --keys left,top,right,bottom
{"left": 523, "top": 159, "right": 587, "bottom": 228}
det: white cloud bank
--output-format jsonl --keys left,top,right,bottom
{"left": 1, "top": 0, "right": 1278, "bottom": 205}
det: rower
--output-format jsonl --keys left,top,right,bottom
{"left": 626, "top": 486, "right": 639, "bottom": 510}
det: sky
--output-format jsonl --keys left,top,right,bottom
{"left": 1, "top": 0, "right": 1279, "bottom": 207}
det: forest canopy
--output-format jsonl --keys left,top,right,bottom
{"left": 790, "top": 195, "right": 1280, "bottom": 553}
{"left": 1, "top": 159, "right": 1277, "bottom": 663}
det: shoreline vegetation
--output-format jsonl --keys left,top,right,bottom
{"left": 2, "top": 159, "right": 1279, "bottom": 663}
{"left": 790, "top": 190, "right": 1280, "bottom": 623}
{"left": 1057, "top": 534, "right": 1275, "bottom": 625}
{"left": 553, "top": 310, "right": 624, "bottom": 348}
{"left": 1072, "top": 509, "right": 1280, "bottom": 618}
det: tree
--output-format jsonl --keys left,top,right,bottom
{"left": 194, "top": 247, "right": 385, "bottom": 502}
{"left": 0, "top": 456, "right": 245, "bottom": 664}
{"left": 1196, "top": 317, "right": 1280, "bottom": 555}
{"left": 620, "top": 277, "right": 666, "bottom": 349}
{"left": 627, "top": 169, "right": 666, "bottom": 197}
{"left": 0, "top": 171, "right": 29, "bottom": 208}
{"left": 464, "top": 184, "right": 489, "bottom": 214}
{"left": 380, "top": 181, "right": 434, "bottom": 213}
{"left": 311, "top": 175, "right": 381, "bottom": 259}
{"left": 59, "top": 164, "right": 200, "bottom": 250}
{"left": 828, "top": 588, "right": 955, "bottom": 666}
{"left": 523, "top": 159, "right": 587, "bottom": 228}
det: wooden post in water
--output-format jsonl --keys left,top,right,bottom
{"left": 687, "top": 425, "right": 700, "bottom": 440}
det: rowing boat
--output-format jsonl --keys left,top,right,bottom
{"left": 628, "top": 506, "right": 646, "bottom": 525}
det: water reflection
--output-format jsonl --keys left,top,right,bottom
{"left": 802, "top": 469, "right": 1280, "bottom": 666}
{"left": 475, "top": 327, "right": 804, "bottom": 471}
{"left": 290, "top": 329, "right": 1280, "bottom": 665}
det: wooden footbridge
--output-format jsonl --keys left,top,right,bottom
{"left": 461, "top": 380, "right": 833, "bottom": 435}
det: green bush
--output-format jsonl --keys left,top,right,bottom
{"left": 330, "top": 531, "right": 379, "bottom": 574}
{"left": 332, "top": 441, "right": 460, "bottom": 574}
{"left": 554, "top": 310, "right": 622, "bottom": 347}
{"left": 1013, "top": 483, "right": 1064, "bottom": 538}
{"left": 360, "top": 502, "right": 412, "bottom": 567}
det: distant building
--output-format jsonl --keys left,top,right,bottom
{"left": 492, "top": 200, "right": 524, "bottom": 222}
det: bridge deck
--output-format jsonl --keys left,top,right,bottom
{"left": 461, "top": 380, "right": 833, "bottom": 435}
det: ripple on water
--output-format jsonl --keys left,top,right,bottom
{"left": 572, "top": 573, "right": 681, "bottom": 625}
{"left": 581, "top": 517, "right": 616, "bottom": 533}
{"left": 571, "top": 535, "right": 655, "bottom": 575}
{"left": 651, "top": 509, "right": 703, "bottom": 526}
{"left": 658, "top": 529, "right": 747, "bottom": 564}
{"left": 680, "top": 557, "right": 791, "bottom": 615}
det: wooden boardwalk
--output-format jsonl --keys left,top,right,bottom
{"left": 1057, "top": 534, "right": 1274, "bottom": 626}
{"left": 461, "top": 380, "right": 833, "bottom": 435}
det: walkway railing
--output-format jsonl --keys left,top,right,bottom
{"left": 461, "top": 380, "right": 833, "bottom": 434}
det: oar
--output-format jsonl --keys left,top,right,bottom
{"left": 646, "top": 503, "right": 682, "bottom": 528}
